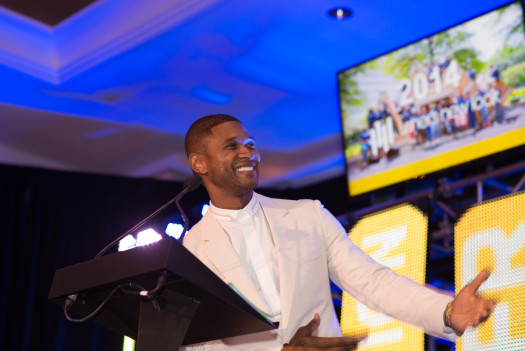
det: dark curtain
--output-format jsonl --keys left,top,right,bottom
{"left": 0, "top": 163, "right": 208, "bottom": 351}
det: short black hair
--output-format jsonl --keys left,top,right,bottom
{"left": 185, "top": 114, "right": 241, "bottom": 156}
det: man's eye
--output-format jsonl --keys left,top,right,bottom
{"left": 226, "top": 144, "right": 237, "bottom": 149}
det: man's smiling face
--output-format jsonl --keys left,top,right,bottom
{"left": 202, "top": 121, "right": 261, "bottom": 198}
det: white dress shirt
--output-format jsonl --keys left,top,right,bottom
{"left": 209, "top": 194, "right": 282, "bottom": 323}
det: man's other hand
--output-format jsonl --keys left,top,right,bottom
{"left": 283, "top": 313, "right": 366, "bottom": 350}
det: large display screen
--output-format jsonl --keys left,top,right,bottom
{"left": 340, "top": 193, "right": 525, "bottom": 349}
{"left": 454, "top": 191, "right": 525, "bottom": 350}
{"left": 340, "top": 204, "right": 428, "bottom": 350}
{"left": 338, "top": 0, "right": 525, "bottom": 196}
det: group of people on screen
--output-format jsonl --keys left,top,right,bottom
{"left": 359, "top": 62, "right": 506, "bottom": 167}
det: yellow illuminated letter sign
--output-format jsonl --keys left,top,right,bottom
{"left": 455, "top": 192, "right": 525, "bottom": 350}
{"left": 341, "top": 204, "right": 427, "bottom": 350}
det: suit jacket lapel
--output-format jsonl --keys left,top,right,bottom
{"left": 257, "top": 194, "right": 298, "bottom": 337}
{"left": 200, "top": 212, "right": 269, "bottom": 315}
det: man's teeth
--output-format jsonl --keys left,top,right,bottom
{"left": 236, "top": 166, "right": 254, "bottom": 172}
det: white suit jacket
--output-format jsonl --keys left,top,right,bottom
{"left": 182, "top": 193, "right": 454, "bottom": 350}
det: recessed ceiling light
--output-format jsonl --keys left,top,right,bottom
{"left": 328, "top": 7, "right": 353, "bottom": 20}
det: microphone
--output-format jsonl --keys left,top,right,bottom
{"left": 94, "top": 175, "right": 202, "bottom": 259}
{"left": 182, "top": 174, "right": 202, "bottom": 192}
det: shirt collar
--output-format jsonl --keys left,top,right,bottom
{"left": 209, "top": 193, "right": 260, "bottom": 222}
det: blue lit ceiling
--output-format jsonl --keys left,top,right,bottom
{"left": 0, "top": 0, "right": 512, "bottom": 188}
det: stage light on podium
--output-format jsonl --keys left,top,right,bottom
{"left": 118, "top": 228, "right": 162, "bottom": 252}
{"left": 136, "top": 229, "right": 162, "bottom": 246}
{"left": 201, "top": 204, "right": 209, "bottom": 216}
{"left": 165, "top": 222, "right": 184, "bottom": 240}
{"left": 118, "top": 234, "right": 137, "bottom": 252}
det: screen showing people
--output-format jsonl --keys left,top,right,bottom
{"left": 339, "top": 0, "right": 525, "bottom": 196}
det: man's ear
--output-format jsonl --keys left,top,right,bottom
{"left": 189, "top": 153, "right": 207, "bottom": 175}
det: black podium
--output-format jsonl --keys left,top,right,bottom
{"left": 49, "top": 238, "right": 276, "bottom": 350}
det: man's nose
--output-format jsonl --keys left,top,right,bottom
{"left": 238, "top": 145, "right": 257, "bottom": 160}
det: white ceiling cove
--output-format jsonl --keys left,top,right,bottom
{"left": 0, "top": 0, "right": 512, "bottom": 188}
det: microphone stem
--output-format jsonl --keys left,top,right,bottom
{"left": 176, "top": 195, "right": 190, "bottom": 242}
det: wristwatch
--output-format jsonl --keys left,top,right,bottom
{"left": 444, "top": 300, "right": 454, "bottom": 328}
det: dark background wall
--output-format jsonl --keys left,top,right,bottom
{"left": 0, "top": 164, "right": 199, "bottom": 351}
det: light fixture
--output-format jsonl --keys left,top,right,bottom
{"left": 118, "top": 234, "right": 137, "bottom": 252}
{"left": 201, "top": 204, "right": 209, "bottom": 216}
{"left": 136, "top": 228, "right": 162, "bottom": 246}
{"left": 165, "top": 222, "right": 184, "bottom": 240}
{"left": 328, "top": 7, "right": 353, "bottom": 20}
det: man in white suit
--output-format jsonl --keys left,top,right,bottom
{"left": 182, "top": 114, "right": 495, "bottom": 350}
